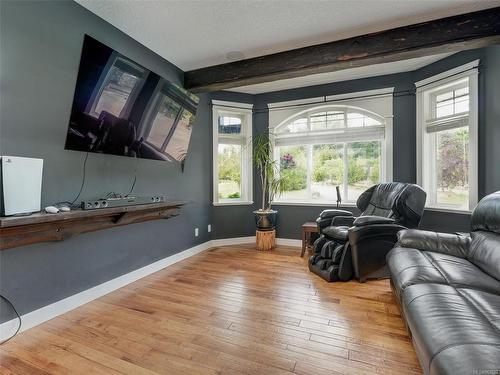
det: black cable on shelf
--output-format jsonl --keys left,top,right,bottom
{"left": 69, "top": 151, "right": 89, "bottom": 206}
{"left": 54, "top": 152, "right": 89, "bottom": 208}
{"left": 0, "top": 295, "right": 21, "bottom": 345}
{"left": 125, "top": 157, "right": 139, "bottom": 197}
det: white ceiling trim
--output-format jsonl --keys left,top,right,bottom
{"left": 325, "top": 87, "right": 395, "bottom": 102}
{"left": 211, "top": 100, "right": 253, "bottom": 110}
{"left": 267, "top": 97, "right": 324, "bottom": 109}
{"left": 415, "top": 59, "right": 480, "bottom": 88}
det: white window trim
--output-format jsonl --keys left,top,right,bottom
{"left": 271, "top": 201, "right": 357, "bottom": 208}
{"left": 212, "top": 100, "right": 253, "bottom": 109}
{"left": 212, "top": 101, "right": 253, "bottom": 206}
{"left": 415, "top": 60, "right": 479, "bottom": 88}
{"left": 266, "top": 87, "right": 395, "bottom": 109}
{"left": 416, "top": 61, "right": 479, "bottom": 212}
{"left": 269, "top": 89, "right": 394, "bottom": 205}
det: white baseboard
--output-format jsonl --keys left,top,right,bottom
{"left": 210, "top": 236, "right": 255, "bottom": 247}
{"left": 276, "top": 238, "right": 302, "bottom": 247}
{"left": 0, "top": 237, "right": 301, "bottom": 341}
{"left": 211, "top": 236, "right": 301, "bottom": 248}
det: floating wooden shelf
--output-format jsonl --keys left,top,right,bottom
{"left": 0, "top": 201, "right": 184, "bottom": 250}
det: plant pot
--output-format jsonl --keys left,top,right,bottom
{"left": 253, "top": 209, "right": 278, "bottom": 231}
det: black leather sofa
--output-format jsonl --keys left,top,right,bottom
{"left": 309, "top": 182, "right": 426, "bottom": 282}
{"left": 387, "top": 191, "right": 500, "bottom": 375}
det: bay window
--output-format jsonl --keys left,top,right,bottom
{"left": 416, "top": 61, "right": 478, "bottom": 211}
{"left": 212, "top": 100, "right": 253, "bottom": 205}
{"left": 270, "top": 89, "right": 393, "bottom": 204}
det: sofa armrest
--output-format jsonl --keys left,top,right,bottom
{"left": 319, "top": 209, "right": 353, "bottom": 219}
{"left": 353, "top": 215, "right": 395, "bottom": 227}
{"left": 396, "top": 229, "right": 471, "bottom": 258}
{"left": 332, "top": 216, "right": 356, "bottom": 226}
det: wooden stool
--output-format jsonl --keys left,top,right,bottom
{"left": 301, "top": 222, "right": 319, "bottom": 257}
{"left": 256, "top": 229, "right": 275, "bottom": 251}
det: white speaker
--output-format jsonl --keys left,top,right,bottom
{"left": 1, "top": 156, "right": 43, "bottom": 216}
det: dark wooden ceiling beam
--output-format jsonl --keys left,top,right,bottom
{"left": 184, "top": 7, "right": 500, "bottom": 93}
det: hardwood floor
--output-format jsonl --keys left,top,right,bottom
{"left": 0, "top": 245, "right": 421, "bottom": 375}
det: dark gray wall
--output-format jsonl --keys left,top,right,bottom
{"left": 212, "top": 46, "right": 500, "bottom": 239}
{"left": 0, "top": 1, "right": 211, "bottom": 321}
{"left": 480, "top": 46, "right": 500, "bottom": 197}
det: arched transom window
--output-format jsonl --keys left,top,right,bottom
{"left": 277, "top": 108, "right": 382, "bottom": 135}
{"left": 270, "top": 95, "right": 393, "bottom": 204}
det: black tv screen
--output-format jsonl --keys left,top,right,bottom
{"left": 65, "top": 35, "right": 199, "bottom": 163}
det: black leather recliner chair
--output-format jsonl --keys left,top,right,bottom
{"left": 309, "top": 182, "right": 426, "bottom": 282}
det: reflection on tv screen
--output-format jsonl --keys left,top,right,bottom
{"left": 65, "top": 35, "right": 199, "bottom": 163}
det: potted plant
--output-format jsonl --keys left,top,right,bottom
{"left": 252, "top": 131, "right": 284, "bottom": 231}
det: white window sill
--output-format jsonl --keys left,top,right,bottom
{"left": 271, "top": 202, "right": 472, "bottom": 214}
{"left": 424, "top": 206, "right": 472, "bottom": 215}
{"left": 272, "top": 201, "right": 357, "bottom": 208}
{"left": 213, "top": 201, "right": 254, "bottom": 207}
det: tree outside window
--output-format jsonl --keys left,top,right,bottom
{"left": 436, "top": 127, "right": 469, "bottom": 208}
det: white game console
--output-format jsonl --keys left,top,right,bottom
{"left": 1, "top": 156, "right": 43, "bottom": 216}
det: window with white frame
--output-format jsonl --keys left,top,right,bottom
{"left": 416, "top": 61, "right": 478, "bottom": 211}
{"left": 212, "top": 101, "right": 253, "bottom": 205}
{"left": 270, "top": 89, "right": 393, "bottom": 204}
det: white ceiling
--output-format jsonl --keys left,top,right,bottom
{"left": 77, "top": 0, "right": 499, "bottom": 71}
{"left": 76, "top": 0, "right": 499, "bottom": 93}
{"left": 228, "top": 53, "right": 453, "bottom": 94}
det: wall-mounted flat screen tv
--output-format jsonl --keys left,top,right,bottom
{"left": 65, "top": 35, "right": 199, "bottom": 164}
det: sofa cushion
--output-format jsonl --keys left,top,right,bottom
{"left": 401, "top": 284, "right": 500, "bottom": 375}
{"left": 387, "top": 247, "right": 500, "bottom": 299}
{"left": 428, "top": 250, "right": 500, "bottom": 294}
{"left": 430, "top": 344, "right": 500, "bottom": 375}
{"left": 458, "top": 288, "right": 500, "bottom": 331}
{"left": 388, "top": 247, "right": 445, "bottom": 298}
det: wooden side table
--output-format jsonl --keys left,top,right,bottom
{"left": 301, "top": 222, "right": 319, "bottom": 257}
